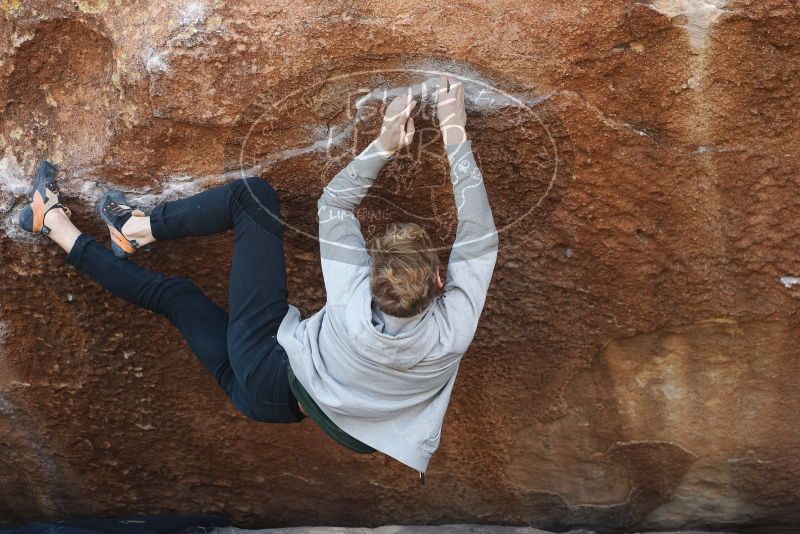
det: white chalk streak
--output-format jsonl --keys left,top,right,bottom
{"left": 179, "top": 1, "right": 208, "bottom": 26}
{"left": 646, "top": 0, "right": 727, "bottom": 50}
{"left": 780, "top": 276, "right": 800, "bottom": 289}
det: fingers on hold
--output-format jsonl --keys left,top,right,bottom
{"left": 391, "top": 92, "right": 411, "bottom": 109}
{"left": 395, "top": 89, "right": 413, "bottom": 112}
{"left": 450, "top": 83, "right": 464, "bottom": 104}
{"left": 385, "top": 95, "right": 409, "bottom": 121}
{"left": 438, "top": 75, "right": 452, "bottom": 97}
{"left": 403, "top": 99, "right": 417, "bottom": 118}
{"left": 404, "top": 119, "right": 416, "bottom": 145}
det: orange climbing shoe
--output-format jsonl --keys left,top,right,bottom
{"left": 98, "top": 190, "right": 146, "bottom": 259}
{"left": 18, "top": 160, "right": 72, "bottom": 235}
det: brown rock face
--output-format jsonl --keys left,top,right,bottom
{"left": 1, "top": 0, "right": 799, "bottom": 530}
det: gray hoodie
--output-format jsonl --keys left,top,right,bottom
{"left": 277, "top": 139, "right": 498, "bottom": 472}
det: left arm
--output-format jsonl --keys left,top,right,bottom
{"left": 318, "top": 94, "right": 417, "bottom": 304}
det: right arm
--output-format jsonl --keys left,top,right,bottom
{"left": 435, "top": 76, "right": 499, "bottom": 354}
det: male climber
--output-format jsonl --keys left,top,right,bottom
{"left": 17, "top": 75, "right": 498, "bottom": 476}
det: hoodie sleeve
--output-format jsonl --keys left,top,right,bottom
{"left": 318, "top": 140, "right": 392, "bottom": 305}
{"left": 434, "top": 140, "right": 499, "bottom": 355}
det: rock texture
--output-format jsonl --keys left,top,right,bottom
{"left": 1, "top": 0, "right": 799, "bottom": 531}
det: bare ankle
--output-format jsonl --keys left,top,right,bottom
{"left": 44, "top": 209, "right": 81, "bottom": 253}
{"left": 43, "top": 206, "right": 68, "bottom": 229}
{"left": 121, "top": 215, "right": 155, "bottom": 246}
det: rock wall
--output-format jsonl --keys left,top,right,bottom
{"left": 1, "top": 0, "right": 799, "bottom": 531}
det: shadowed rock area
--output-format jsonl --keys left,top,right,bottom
{"left": 1, "top": 0, "right": 799, "bottom": 531}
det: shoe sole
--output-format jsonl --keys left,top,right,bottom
{"left": 30, "top": 191, "right": 45, "bottom": 233}
{"left": 98, "top": 191, "right": 136, "bottom": 259}
{"left": 18, "top": 161, "right": 58, "bottom": 234}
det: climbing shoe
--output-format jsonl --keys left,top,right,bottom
{"left": 18, "top": 160, "right": 72, "bottom": 235}
{"left": 98, "top": 190, "right": 146, "bottom": 259}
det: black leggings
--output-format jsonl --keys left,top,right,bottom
{"left": 67, "top": 177, "right": 304, "bottom": 423}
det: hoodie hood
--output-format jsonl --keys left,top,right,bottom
{"left": 355, "top": 291, "right": 438, "bottom": 370}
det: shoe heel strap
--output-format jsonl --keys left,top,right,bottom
{"left": 38, "top": 204, "right": 70, "bottom": 236}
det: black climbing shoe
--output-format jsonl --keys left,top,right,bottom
{"left": 98, "top": 190, "right": 146, "bottom": 259}
{"left": 18, "top": 160, "right": 72, "bottom": 235}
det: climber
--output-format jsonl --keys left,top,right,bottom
{"left": 17, "top": 75, "right": 498, "bottom": 476}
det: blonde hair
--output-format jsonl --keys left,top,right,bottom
{"left": 368, "top": 223, "right": 440, "bottom": 318}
